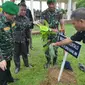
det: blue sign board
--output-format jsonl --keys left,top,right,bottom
{"left": 59, "top": 33, "right": 81, "bottom": 58}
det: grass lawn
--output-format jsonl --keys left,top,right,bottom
{"left": 9, "top": 24, "right": 85, "bottom": 85}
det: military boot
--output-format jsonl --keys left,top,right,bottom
{"left": 15, "top": 67, "right": 20, "bottom": 74}
{"left": 14, "top": 62, "right": 20, "bottom": 74}
{"left": 53, "top": 57, "right": 57, "bottom": 66}
{"left": 23, "top": 58, "right": 32, "bottom": 68}
{"left": 44, "top": 57, "right": 51, "bottom": 69}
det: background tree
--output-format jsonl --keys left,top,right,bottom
{"left": 76, "top": 0, "right": 85, "bottom": 8}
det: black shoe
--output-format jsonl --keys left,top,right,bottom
{"left": 28, "top": 64, "right": 33, "bottom": 68}
{"left": 15, "top": 68, "right": 20, "bottom": 74}
{"left": 13, "top": 78, "right": 19, "bottom": 82}
{"left": 25, "top": 64, "right": 33, "bottom": 68}
{"left": 30, "top": 47, "right": 33, "bottom": 50}
{"left": 79, "top": 63, "right": 85, "bottom": 72}
{"left": 8, "top": 78, "right": 19, "bottom": 83}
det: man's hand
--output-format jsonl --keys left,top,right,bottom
{"left": 60, "top": 28, "right": 65, "bottom": 33}
{"left": 0, "top": 60, "right": 7, "bottom": 71}
{"left": 51, "top": 29, "right": 58, "bottom": 32}
{"left": 52, "top": 38, "right": 73, "bottom": 46}
{"left": 51, "top": 42, "right": 61, "bottom": 46}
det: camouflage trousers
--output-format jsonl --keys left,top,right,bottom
{"left": 44, "top": 44, "right": 58, "bottom": 59}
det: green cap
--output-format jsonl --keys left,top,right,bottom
{"left": 2, "top": 1, "right": 19, "bottom": 15}
{"left": 47, "top": 0, "right": 56, "bottom": 4}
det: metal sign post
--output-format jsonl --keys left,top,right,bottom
{"left": 58, "top": 52, "right": 68, "bottom": 82}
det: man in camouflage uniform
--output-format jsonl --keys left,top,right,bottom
{"left": 20, "top": 0, "right": 34, "bottom": 55}
{"left": 41, "top": 0, "right": 65, "bottom": 68}
{"left": 14, "top": 3, "right": 32, "bottom": 74}
{"left": 0, "top": 1, "right": 19, "bottom": 85}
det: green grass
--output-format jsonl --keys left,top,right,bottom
{"left": 9, "top": 24, "right": 85, "bottom": 85}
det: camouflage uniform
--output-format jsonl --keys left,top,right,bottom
{"left": 0, "top": 1, "right": 19, "bottom": 85}
{"left": 0, "top": 15, "right": 16, "bottom": 84}
{"left": 41, "top": 8, "right": 63, "bottom": 67}
{"left": 26, "top": 8, "right": 34, "bottom": 50}
{"left": 13, "top": 16, "right": 31, "bottom": 70}
{"left": 0, "top": 15, "right": 15, "bottom": 62}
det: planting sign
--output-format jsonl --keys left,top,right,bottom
{"left": 58, "top": 33, "right": 81, "bottom": 58}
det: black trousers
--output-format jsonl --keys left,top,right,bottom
{"left": 25, "top": 39, "right": 30, "bottom": 54}
{"left": 29, "top": 29, "right": 32, "bottom": 49}
{"left": 0, "top": 61, "right": 13, "bottom": 85}
{"left": 14, "top": 42, "right": 28, "bottom": 68}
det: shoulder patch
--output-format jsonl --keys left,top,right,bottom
{"left": 12, "top": 22, "right": 16, "bottom": 27}
{"left": 4, "top": 27, "right": 10, "bottom": 31}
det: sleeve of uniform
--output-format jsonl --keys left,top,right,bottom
{"left": 57, "top": 9, "right": 63, "bottom": 21}
{"left": 0, "top": 21, "right": 5, "bottom": 62}
{"left": 26, "top": 9, "right": 34, "bottom": 29}
{"left": 29, "top": 10, "right": 33, "bottom": 22}
{"left": 40, "top": 11, "right": 45, "bottom": 19}
{"left": 59, "top": 13, "right": 63, "bottom": 20}
{"left": 70, "top": 32, "right": 83, "bottom": 41}
{"left": 0, "top": 55, "right": 4, "bottom": 62}
{"left": 29, "top": 10, "right": 34, "bottom": 29}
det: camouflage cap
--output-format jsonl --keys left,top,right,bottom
{"left": 47, "top": 0, "right": 56, "bottom": 4}
{"left": 2, "top": 1, "right": 19, "bottom": 15}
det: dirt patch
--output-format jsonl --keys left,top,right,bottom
{"left": 40, "top": 67, "right": 77, "bottom": 85}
